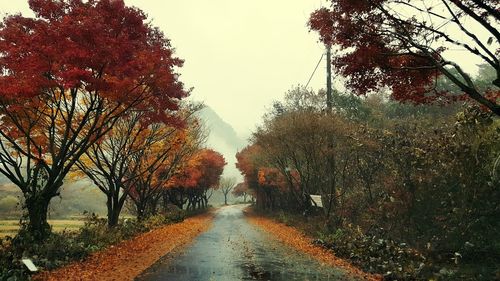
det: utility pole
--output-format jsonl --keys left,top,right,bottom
{"left": 326, "top": 45, "right": 332, "bottom": 111}
{"left": 325, "top": 45, "right": 335, "bottom": 215}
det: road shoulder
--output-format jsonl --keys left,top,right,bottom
{"left": 245, "top": 209, "right": 382, "bottom": 281}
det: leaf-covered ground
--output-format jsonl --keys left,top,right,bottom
{"left": 33, "top": 213, "right": 214, "bottom": 281}
{"left": 245, "top": 210, "right": 382, "bottom": 281}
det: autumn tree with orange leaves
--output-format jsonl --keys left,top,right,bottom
{"left": 184, "top": 149, "right": 225, "bottom": 210}
{"left": 236, "top": 145, "right": 284, "bottom": 210}
{"left": 0, "top": 0, "right": 186, "bottom": 239}
{"left": 76, "top": 104, "right": 202, "bottom": 226}
{"left": 166, "top": 149, "right": 226, "bottom": 210}
{"left": 126, "top": 110, "right": 206, "bottom": 220}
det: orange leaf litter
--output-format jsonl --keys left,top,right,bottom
{"left": 245, "top": 210, "right": 382, "bottom": 281}
{"left": 34, "top": 213, "right": 214, "bottom": 281}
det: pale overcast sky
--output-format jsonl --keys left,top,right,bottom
{"left": 127, "top": 0, "right": 330, "bottom": 138}
{"left": 1, "top": 0, "right": 486, "bottom": 138}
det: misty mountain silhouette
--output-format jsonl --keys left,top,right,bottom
{"left": 197, "top": 106, "right": 247, "bottom": 180}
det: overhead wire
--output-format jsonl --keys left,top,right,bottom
{"left": 305, "top": 53, "right": 324, "bottom": 88}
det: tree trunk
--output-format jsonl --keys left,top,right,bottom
{"left": 136, "top": 200, "right": 147, "bottom": 221}
{"left": 137, "top": 208, "right": 146, "bottom": 221}
{"left": 25, "top": 193, "right": 52, "bottom": 240}
{"left": 162, "top": 191, "right": 169, "bottom": 211}
{"left": 106, "top": 190, "right": 127, "bottom": 227}
{"left": 149, "top": 197, "right": 159, "bottom": 216}
{"left": 107, "top": 196, "right": 121, "bottom": 227}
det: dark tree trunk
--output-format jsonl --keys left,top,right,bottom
{"left": 187, "top": 196, "right": 194, "bottom": 210}
{"left": 149, "top": 196, "right": 160, "bottom": 216}
{"left": 136, "top": 200, "right": 147, "bottom": 221}
{"left": 105, "top": 186, "right": 128, "bottom": 227}
{"left": 203, "top": 195, "right": 208, "bottom": 208}
{"left": 162, "top": 191, "right": 169, "bottom": 211}
{"left": 25, "top": 193, "right": 52, "bottom": 240}
{"left": 106, "top": 196, "right": 121, "bottom": 227}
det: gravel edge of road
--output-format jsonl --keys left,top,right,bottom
{"left": 33, "top": 212, "right": 214, "bottom": 281}
{"left": 244, "top": 209, "right": 383, "bottom": 281}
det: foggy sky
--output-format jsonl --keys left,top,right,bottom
{"left": 1, "top": 0, "right": 485, "bottom": 138}
{"left": 124, "top": 0, "right": 330, "bottom": 138}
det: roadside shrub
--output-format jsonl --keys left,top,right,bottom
{"left": 277, "top": 211, "right": 291, "bottom": 226}
{"left": 314, "top": 225, "right": 427, "bottom": 280}
{"left": 0, "top": 236, "right": 29, "bottom": 281}
{"left": 164, "top": 208, "right": 186, "bottom": 223}
{"left": 0, "top": 196, "right": 19, "bottom": 214}
{"left": 0, "top": 210, "right": 189, "bottom": 280}
{"left": 77, "top": 214, "right": 126, "bottom": 251}
{"left": 140, "top": 215, "right": 167, "bottom": 230}
{"left": 0, "top": 228, "right": 88, "bottom": 281}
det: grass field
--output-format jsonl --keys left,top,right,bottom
{"left": 0, "top": 220, "right": 85, "bottom": 238}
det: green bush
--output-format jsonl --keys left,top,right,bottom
{"left": 140, "top": 214, "right": 167, "bottom": 230}
{"left": 1, "top": 229, "right": 88, "bottom": 281}
{"left": 0, "top": 196, "right": 19, "bottom": 213}
{"left": 276, "top": 211, "right": 291, "bottom": 226}
{"left": 164, "top": 208, "right": 186, "bottom": 223}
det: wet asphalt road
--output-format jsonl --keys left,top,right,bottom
{"left": 136, "top": 205, "right": 360, "bottom": 281}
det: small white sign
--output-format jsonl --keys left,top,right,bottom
{"left": 21, "top": 259, "right": 38, "bottom": 272}
{"left": 310, "top": 195, "right": 323, "bottom": 208}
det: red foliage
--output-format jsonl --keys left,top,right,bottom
{"left": 257, "top": 167, "right": 287, "bottom": 190}
{"left": 0, "top": 0, "right": 187, "bottom": 123}
{"left": 235, "top": 144, "right": 263, "bottom": 188}
{"left": 169, "top": 149, "right": 226, "bottom": 190}
{"left": 196, "top": 149, "right": 226, "bottom": 189}
{"left": 308, "top": 1, "right": 455, "bottom": 104}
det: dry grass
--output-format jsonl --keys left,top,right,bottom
{"left": 0, "top": 220, "right": 85, "bottom": 238}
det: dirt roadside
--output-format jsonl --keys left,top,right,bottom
{"left": 34, "top": 212, "right": 214, "bottom": 281}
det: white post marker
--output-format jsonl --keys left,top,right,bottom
{"left": 310, "top": 195, "right": 323, "bottom": 208}
{"left": 21, "top": 259, "right": 38, "bottom": 272}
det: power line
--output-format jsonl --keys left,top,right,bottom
{"left": 305, "top": 53, "right": 324, "bottom": 88}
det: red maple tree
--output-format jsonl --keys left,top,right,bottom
{"left": 0, "top": 0, "right": 187, "bottom": 238}
{"left": 309, "top": 0, "right": 499, "bottom": 114}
